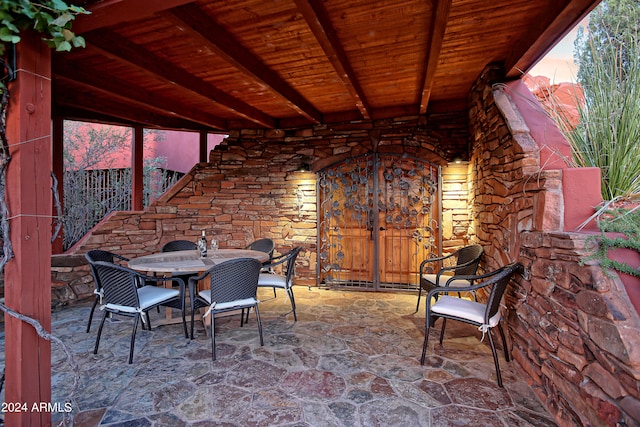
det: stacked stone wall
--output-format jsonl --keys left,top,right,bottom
{"left": 469, "top": 65, "right": 640, "bottom": 426}
{"left": 51, "top": 114, "right": 468, "bottom": 306}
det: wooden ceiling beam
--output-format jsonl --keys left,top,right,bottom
{"left": 54, "top": 87, "right": 203, "bottom": 130}
{"left": 54, "top": 107, "right": 149, "bottom": 129}
{"left": 419, "top": 0, "right": 452, "bottom": 114}
{"left": 73, "top": 0, "right": 195, "bottom": 34}
{"left": 53, "top": 61, "right": 227, "bottom": 130}
{"left": 294, "top": 0, "right": 371, "bottom": 120}
{"left": 84, "top": 30, "right": 277, "bottom": 129}
{"left": 165, "top": 4, "right": 323, "bottom": 124}
{"left": 506, "top": 0, "right": 597, "bottom": 79}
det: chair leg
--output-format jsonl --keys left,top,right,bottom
{"left": 487, "top": 329, "right": 503, "bottom": 387}
{"left": 497, "top": 324, "right": 510, "bottom": 362}
{"left": 128, "top": 315, "right": 140, "bottom": 364}
{"left": 145, "top": 312, "right": 152, "bottom": 330}
{"left": 190, "top": 308, "right": 196, "bottom": 340}
{"left": 287, "top": 287, "right": 297, "bottom": 321}
{"left": 86, "top": 296, "right": 99, "bottom": 333}
{"left": 181, "top": 305, "right": 188, "bottom": 339}
{"left": 415, "top": 286, "right": 423, "bottom": 313}
{"left": 211, "top": 315, "right": 217, "bottom": 361}
{"left": 420, "top": 323, "right": 431, "bottom": 365}
{"left": 254, "top": 304, "right": 264, "bottom": 346}
{"left": 93, "top": 310, "right": 108, "bottom": 355}
{"left": 439, "top": 318, "right": 447, "bottom": 344}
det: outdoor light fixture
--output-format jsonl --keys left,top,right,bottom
{"left": 296, "top": 163, "right": 311, "bottom": 172}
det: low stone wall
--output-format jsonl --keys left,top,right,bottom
{"left": 468, "top": 65, "right": 640, "bottom": 426}
{"left": 515, "top": 232, "right": 640, "bottom": 426}
{"left": 50, "top": 113, "right": 469, "bottom": 306}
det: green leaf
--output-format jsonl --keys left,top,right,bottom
{"left": 71, "top": 35, "right": 85, "bottom": 48}
{"left": 55, "top": 40, "right": 72, "bottom": 51}
{"left": 51, "top": 12, "right": 73, "bottom": 28}
{"left": 1, "top": 19, "right": 20, "bottom": 33}
{"left": 50, "top": 0, "right": 70, "bottom": 12}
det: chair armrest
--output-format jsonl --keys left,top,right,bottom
{"left": 426, "top": 280, "right": 493, "bottom": 300}
{"left": 434, "top": 256, "right": 482, "bottom": 281}
{"left": 420, "top": 252, "right": 455, "bottom": 273}
{"left": 261, "top": 253, "right": 289, "bottom": 270}
{"left": 113, "top": 253, "right": 130, "bottom": 262}
{"left": 442, "top": 264, "right": 513, "bottom": 284}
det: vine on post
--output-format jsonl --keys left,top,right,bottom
{"left": 0, "top": 2, "right": 88, "bottom": 426}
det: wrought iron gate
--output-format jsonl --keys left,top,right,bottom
{"left": 318, "top": 153, "right": 441, "bottom": 290}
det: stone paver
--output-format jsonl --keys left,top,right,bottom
{"left": 1, "top": 288, "right": 557, "bottom": 426}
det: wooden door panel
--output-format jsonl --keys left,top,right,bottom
{"left": 379, "top": 229, "right": 429, "bottom": 285}
{"left": 328, "top": 228, "right": 373, "bottom": 283}
{"left": 319, "top": 154, "right": 440, "bottom": 290}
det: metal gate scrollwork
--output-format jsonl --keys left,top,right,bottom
{"left": 318, "top": 153, "right": 441, "bottom": 291}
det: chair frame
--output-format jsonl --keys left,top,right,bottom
{"left": 415, "top": 244, "right": 483, "bottom": 312}
{"left": 162, "top": 239, "right": 199, "bottom": 299}
{"left": 189, "top": 258, "right": 263, "bottom": 360}
{"left": 244, "top": 238, "right": 275, "bottom": 260}
{"left": 85, "top": 250, "right": 130, "bottom": 333}
{"left": 162, "top": 239, "right": 197, "bottom": 252}
{"left": 255, "top": 246, "right": 302, "bottom": 321}
{"left": 420, "top": 262, "right": 523, "bottom": 387}
{"left": 91, "top": 261, "right": 188, "bottom": 364}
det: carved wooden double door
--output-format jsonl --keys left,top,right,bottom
{"left": 318, "top": 154, "right": 440, "bottom": 290}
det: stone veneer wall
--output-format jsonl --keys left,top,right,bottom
{"left": 48, "top": 63, "right": 640, "bottom": 426}
{"left": 51, "top": 114, "right": 469, "bottom": 306}
{"left": 469, "top": 65, "right": 640, "bottom": 426}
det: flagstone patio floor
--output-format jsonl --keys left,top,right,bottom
{"left": 1, "top": 287, "right": 557, "bottom": 426}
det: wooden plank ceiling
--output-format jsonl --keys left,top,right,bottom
{"left": 53, "top": 0, "right": 599, "bottom": 132}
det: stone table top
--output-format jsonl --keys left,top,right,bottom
{"left": 128, "top": 249, "right": 269, "bottom": 274}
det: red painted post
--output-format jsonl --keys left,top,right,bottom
{"left": 52, "top": 117, "right": 65, "bottom": 254}
{"left": 132, "top": 126, "right": 144, "bottom": 210}
{"left": 199, "top": 130, "right": 208, "bottom": 163}
{"left": 4, "top": 31, "right": 53, "bottom": 426}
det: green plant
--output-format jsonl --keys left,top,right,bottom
{"left": 62, "top": 122, "right": 182, "bottom": 249}
{"left": 0, "top": 0, "right": 87, "bottom": 57}
{"left": 0, "top": 1, "right": 89, "bottom": 268}
{"left": 543, "top": 1, "right": 640, "bottom": 201}
{"left": 583, "top": 207, "right": 640, "bottom": 278}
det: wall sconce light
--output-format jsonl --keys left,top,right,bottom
{"left": 296, "top": 162, "right": 311, "bottom": 172}
{"left": 452, "top": 156, "right": 463, "bottom": 164}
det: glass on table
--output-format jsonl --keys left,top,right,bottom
{"left": 210, "top": 239, "right": 218, "bottom": 251}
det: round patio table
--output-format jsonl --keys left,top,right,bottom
{"left": 128, "top": 249, "right": 269, "bottom": 325}
{"left": 128, "top": 248, "right": 269, "bottom": 273}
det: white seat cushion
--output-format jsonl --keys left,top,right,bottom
{"left": 431, "top": 296, "right": 501, "bottom": 327}
{"left": 258, "top": 273, "right": 287, "bottom": 289}
{"left": 422, "top": 273, "right": 472, "bottom": 288}
{"left": 197, "top": 289, "right": 257, "bottom": 310}
{"left": 106, "top": 285, "right": 180, "bottom": 313}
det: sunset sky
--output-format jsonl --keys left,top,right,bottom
{"left": 528, "top": 17, "right": 589, "bottom": 83}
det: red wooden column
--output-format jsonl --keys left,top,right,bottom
{"left": 132, "top": 126, "right": 144, "bottom": 210}
{"left": 4, "top": 31, "right": 53, "bottom": 426}
{"left": 199, "top": 130, "right": 208, "bottom": 163}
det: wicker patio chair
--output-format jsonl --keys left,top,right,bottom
{"left": 420, "top": 262, "right": 523, "bottom": 387}
{"left": 253, "top": 246, "right": 302, "bottom": 321}
{"left": 162, "top": 239, "right": 198, "bottom": 293}
{"left": 91, "top": 261, "right": 188, "bottom": 364}
{"left": 244, "top": 238, "right": 276, "bottom": 260}
{"left": 415, "top": 244, "right": 484, "bottom": 312}
{"left": 84, "top": 249, "right": 130, "bottom": 333}
{"left": 189, "top": 257, "right": 263, "bottom": 360}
